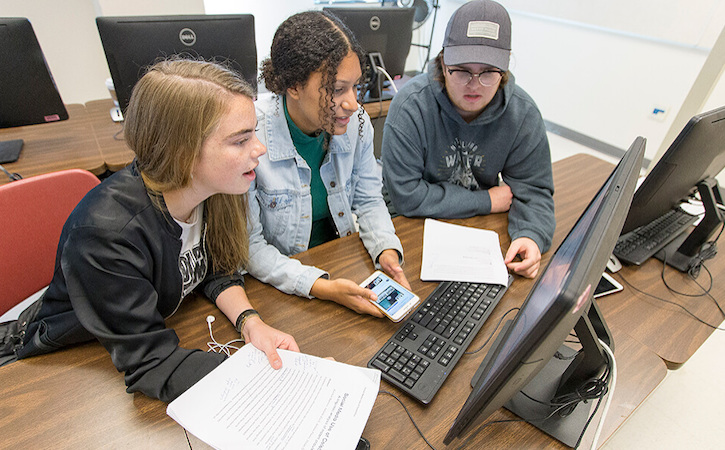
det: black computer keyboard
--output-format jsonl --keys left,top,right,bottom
{"left": 613, "top": 208, "right": 698, "bottom": 265}
{"left": 367, "top": 277, "right": 511, "bottom": 404}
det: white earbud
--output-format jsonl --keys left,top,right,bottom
{"left": 204, "top": 314, "right": 244, "bottom": 357}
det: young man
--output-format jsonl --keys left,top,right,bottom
{"left": 381, "top": 0, "right": 555, "bottom": 279}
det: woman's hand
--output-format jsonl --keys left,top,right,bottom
{"left": 310, "top": 278, "right": 385, "bottom": 317}
{"left": 378, "top": 249, "right": 411, "bottom": 290}
{"left": 242, "top": 316, "right": 300, "bottom": 369}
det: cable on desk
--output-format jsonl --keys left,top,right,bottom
{"left": 589, "top": 339, "right": 617, "bottom": 450}
{"left": 619, "top": 272, "right": 725, "bottom": 331}
{"left": 184, "top": 428, "right": 193, "bottom": 449}
{"left": 205, "top": 315, "right": 244, "bottom": 356}
{"left": 0, "top": 163, "right": 22, "bottom": 181}
{"left": 378, "top": 390, "right": 438, "bottom": 450}
{"left": 464, "top": 307, "right": 519, "bottom": 355}
{"left": 113, "top": 124, "right": 124, "bottom": 140}
{"left": 660, "top": 249, "right": 714, "bottom": 297}
{"left": 690, "top": 267, "right": 725, "bottom": 317}
{"left": 661, "top": 251, "right": 725, "bottom": 318}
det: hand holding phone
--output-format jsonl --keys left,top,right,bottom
{"left": 360, "top": 271, "right": 420, "bottom": 322}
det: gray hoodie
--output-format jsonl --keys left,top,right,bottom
{"left": 381, "top": 70, "right": 555, "bottom": 253}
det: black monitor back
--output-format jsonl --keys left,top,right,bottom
{"left": 323, "top": 7, "right": 414, "bottom": 80}
{"left": 444, "top": 137, "right": 646, "bottom": 446}
{"left": 96, "top": 15, "right": 257, "bottom": 114}
{"left": 0, "top": 18, "right": 68, "bottom": 128}
{"left": 621, "top": 106, "right": 725, "bottom": 235}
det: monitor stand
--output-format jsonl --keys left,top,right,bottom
{"left": 656, "top": 177, "right": 724, "bottom": 272}
{"left": 364, "top": 52, "right": 396, "bottom": 103}
{"left": 472, "top": 301, "right": 613, "bottom": 448}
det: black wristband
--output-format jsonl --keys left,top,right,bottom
{"left": 235, "top": 309, "right": 260, "bottom": 334}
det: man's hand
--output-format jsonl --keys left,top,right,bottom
{"left": 504, "top": 237, "right": 541, "bottom": 278}
{"left": 489, "top": 184, "right": 513, "bottom": 213}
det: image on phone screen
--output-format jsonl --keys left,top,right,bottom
{"left": 364, "top": 273, "right": 417, "bottom": 319}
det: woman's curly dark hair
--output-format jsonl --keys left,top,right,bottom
{"left": 260, "top": 10, "right": 367, "bottom": 136}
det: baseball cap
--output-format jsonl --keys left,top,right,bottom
{"left": 442, "top": 0, "right": 512, "bottom": 71}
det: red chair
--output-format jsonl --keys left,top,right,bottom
{"left": 0, "top": 169, "right": 100, "bottom": 316}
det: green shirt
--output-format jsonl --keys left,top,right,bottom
{"left": 283, "top": 97, "right": 337, "bottom": 248}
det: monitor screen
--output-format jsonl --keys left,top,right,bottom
{"left": 0, "top": 18, "right": 67, "bottom": 130}
{"left": 96, "top": 15, "right": 257, "bottom": 115}
{"left": 444, "top": 137, "right": 646, "bottom": 446}
{"left": 620, "top": 105, "right": 725, "bottom": 235}
{"left": 323, "top": 7, "right": 414, "bottom": 82}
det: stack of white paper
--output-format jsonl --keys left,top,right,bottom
{"left": 167, "top": 345, "right": 380, "bottom": 450}
{"left": 420, "top": 218, "right": 509, "bottom": 286}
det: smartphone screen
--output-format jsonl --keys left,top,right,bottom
{"left": 362, "top": 272, "right": 418, "bottom": 321}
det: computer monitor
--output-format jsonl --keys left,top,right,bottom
{"left": 323, "top": 7, "right": 414, "bottom": 101}
{"left": 444, "top": 137, "right": 646, "bottom": 447}
{"left": 0, "top": 18, "right": 68, "bottom": 164}
{"left": 619, "top": 106, "right": 725, "bottom": 271}
{"left": 96, "top": 15, "right": 257, "bottom": 116}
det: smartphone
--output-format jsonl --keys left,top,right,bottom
{"left": 594, "top": 272, "right": 623, "bottom": 298}
{"left": 360, "top": 270, "right": 419, "bottom": 322}
{"left": 355, "top": 437, "right": 370, "bottom": 450}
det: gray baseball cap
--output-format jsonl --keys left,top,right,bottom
{"left": 442, "top": 0, "right": 512, "bottom": 71}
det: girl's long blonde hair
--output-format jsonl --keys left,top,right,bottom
{"left": 124, "top": 58, "right": 254, "bottom": 275}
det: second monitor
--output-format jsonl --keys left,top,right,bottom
{"left": 96, "top": 15, "right": 257, "bottom": 116}
{"left": 614, "top": 105, "right": 725, "bottom": 272}
{"left": 324, "top": 7, "right": 415, "bottom": 102}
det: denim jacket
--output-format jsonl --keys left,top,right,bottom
{"left": 246, "top": 94, "right": 404, "bottom": 298}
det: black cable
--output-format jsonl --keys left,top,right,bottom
{"left": 690, "top": 265, "right": 725, "bottom": 317}
{"left": 660, "top": 248, "right": 725, "bottom": 317}
{"left": 184, "top": 428, "right": 193, "bottom": 449}
{"left": 619, "top": 273, "right": 725, "bottom": 330}
{"left": 464, "top": 307, "right": 520, "bottom": 355}
{"left": 660, "top": 250, "right": 714, "bottom": 297}
{"left": 378, "top": 390, "right": 437, "bottom": 450}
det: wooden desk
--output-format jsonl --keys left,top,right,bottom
{"left": 363, "top": 99, "right": 391, "bottom": 120}
{"left": 0, "top": 154, "right": 667, "bottom": 449}
{"left": 85, "top": 99, "right": 133, "bottom": 173}
{"left": 0, "top": 104, "right": 106, "bottom": 185}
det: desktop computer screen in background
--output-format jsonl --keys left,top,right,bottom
{"left": 444, "top": 138, "right": 646, "bottom": 447}
{"left": 96, "top": 15, "right": 257, "bottom": 115}
{"left": 615, "top": 106, "right": 725, "bottom": 272}
{"left": 323, "top": 7, "right": 415, "bottom": 101}
{"left": 0, "top": 18, "right": 68, "bottom": 164}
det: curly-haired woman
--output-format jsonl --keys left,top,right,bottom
{"left": 248, "top": 10, "right": 410, "bottom": 317}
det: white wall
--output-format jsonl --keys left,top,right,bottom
{"left": 409, "top": 0, "right": 725, "bottom": 163}
{"left": 3, "top": 0, "right": 205, "bottom": 104}
{"left": 204, "top": 0, "right": 312, "bottom": 75}
{"left": 6, "top": 0, "right": 725, "bottom": 164}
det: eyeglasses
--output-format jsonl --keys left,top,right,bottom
{"left": 446, "top": 68, "right": 504, "bottom": 87}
